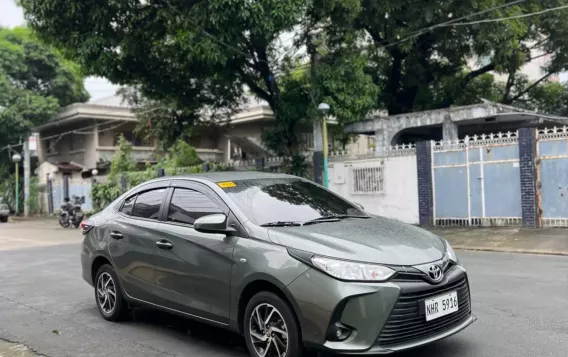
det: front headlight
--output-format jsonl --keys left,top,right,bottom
{"left": 311, "top": 256, "right": 396, "bottom": 282}
{"left": 445, "top": 240, "right": 459, "bottom": 264}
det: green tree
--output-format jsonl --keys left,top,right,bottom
{"left": 518, "top": 80, "right": 568, "bottom": 115}
{"left": 20, "top": 0, "right": 378, "bottom": 160}
{"left": 312, "top": 0, "right": 568, "bottom": 113}
{"left": 0, "top": 26, "right": 89, "bottom": 168}
{"left": 109, "top": 134, "right": 137, "bottom": 179}
{"left": 161, "top": 139, "right": 203, "bottom": 168}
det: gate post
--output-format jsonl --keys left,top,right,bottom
{"left": 518, "top": 127, "right": 539, "bottom": 228}
{"left": 416, "top": 141, "right": 434, "bottom": 225}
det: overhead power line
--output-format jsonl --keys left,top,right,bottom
{"left": 160, "top": 0, "right": 531, "bottom": 62}
{"left": 380, "top": 0, "right": 530, "bottom": 49}
{"left": 448, "top": 4, "right": 568, "bottom": 26}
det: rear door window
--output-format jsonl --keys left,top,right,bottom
{"left": 167, "top": 188, "right": 223, "bottom": 226}
{"left": 131, "top": 189, "right": 167, "bottom": 220}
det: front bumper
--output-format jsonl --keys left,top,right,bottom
{"left": 287, "top": 264, "right": 474, "bottom": 354}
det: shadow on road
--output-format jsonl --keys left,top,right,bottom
{"left": 127, "top": 307, "right": 248, "bottom": 355}
{"left": 123, "top": 307, "right": 474, "bottom": 357}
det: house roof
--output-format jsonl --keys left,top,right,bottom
{"left": 344, "top": 102, "right": 568, "bottom": 134}
{"left": 55, "top": 163, "right": 84, "bottom": 171}
{"left": 34, "top": 95, "right": 278, "bottom": 132}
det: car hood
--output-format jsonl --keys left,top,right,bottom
{"left": 267, "top": 216, "right": 445, "bottom": 266}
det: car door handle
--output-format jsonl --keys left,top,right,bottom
{"left": 156, "top": 240, "right": 173, "bottom": 250}
{"left": 110, "top": 231, "right": 123, "bottom": 239}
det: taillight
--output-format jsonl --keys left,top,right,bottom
{"left": 81, "top": 220, "right": 94, "bottom": 234}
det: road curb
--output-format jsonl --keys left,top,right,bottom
{"left": 454, "top": 246, "right": 568, "bottom": 256}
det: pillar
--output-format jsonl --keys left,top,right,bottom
{"left": 313, "top": 119, "right": 324, "bottom": 184}
{"left": 416, "top": 141, "right": 434, "bottom": 225}
{"left": 442, "top": 114, "right": 458, "bottom": 142}
{"left": 518, "top": 127, "right": 539, "bottom": 227}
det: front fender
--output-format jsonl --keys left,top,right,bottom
{"left": 229, "top": 238, "right": 309, "bottom": 332}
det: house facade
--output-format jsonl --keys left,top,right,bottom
{"left": 34, "top": 95, "right": 368, "bottom": 212}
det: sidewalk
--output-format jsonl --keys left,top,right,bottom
{"left": 427, "top": 226, "right": 568, "bottom": 256}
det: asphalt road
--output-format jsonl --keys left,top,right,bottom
{"left": 0, "top": 222, "right": 567, "bottom": 357}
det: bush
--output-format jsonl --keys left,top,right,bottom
{"left": 91, "top": 182, "right": 123, "bottom": 212}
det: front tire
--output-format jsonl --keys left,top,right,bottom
{"left": 94, "top": 264, "right": 129, "bottom": 321}
{"left": 244, "top": 292, "right": 303, "bottom": 357}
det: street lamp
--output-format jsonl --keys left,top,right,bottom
{"left": 318, "top": 103, "right": 330, "bottom": 188}
{"left": 12, "top": 153, "right": 22, "bottom": 215}
{"left": 91, "top": 169, "right": 99, "bottom": 184}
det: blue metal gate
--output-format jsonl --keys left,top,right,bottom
{"left": 432, "top": 133, "right": 522, "bottom": 226}
{"left": 537, "top": 127, "right": 568, "bottom": 226}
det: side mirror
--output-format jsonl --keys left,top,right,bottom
{"left": 194, "top": 214, "right": 237, "bottom": 236}
{"left": 353, "top": 202, "right": 365, "bottom": 211}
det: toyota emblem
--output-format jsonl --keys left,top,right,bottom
{"left": 428, "top": 265, "right": 443, "bottom": 282}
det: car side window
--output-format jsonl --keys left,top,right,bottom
{"left": 120, "top": 195, "right": 136, "bottom": 216}
{"left": 131, "top": 188, "right": 167, "bottom": 220}
{"left": 167, "top": 188, "right": 223, "bottom": 226}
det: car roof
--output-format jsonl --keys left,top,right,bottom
{"left": 147, "top": 171, "right": 301, "bottom": 185}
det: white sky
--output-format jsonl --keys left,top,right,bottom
{"left": 0, "top": 0, "right": 118, "bottom": 102}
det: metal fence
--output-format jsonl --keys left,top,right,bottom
{"left": 432, "top": 132, "right": 522, "bottom": 226}
{"left": 537, "top": 126, "right": 568, "bottom": 227}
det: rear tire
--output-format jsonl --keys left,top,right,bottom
{"left": 244, "top": 292, "right": 303, "bottom": 357}
{"left": 59, "top": 216, "right": 70, "bottom": 228}
{"left": 0, "top": 216, "right": 7, "bottom": 223}
{"left": 94, "top": 264, "right": 129, "bottom": 321}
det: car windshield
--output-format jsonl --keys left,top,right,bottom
{"left": 0, "top": 204, "right": 8, "bottom": 210}
{"left": 221, "top": 178, "right": 367, "bottom": 226}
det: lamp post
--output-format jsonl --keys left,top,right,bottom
{"left": 12, "top": 153, "right": 22, "bottom": 215}
{"left": 317, "top": 103, "right": 330, "bottom": 188}
{"left": 91, "top": 169, "right": 99, "bottom": 184}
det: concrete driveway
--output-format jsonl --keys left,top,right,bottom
{"left": 1, "top": 219, "right": 567, "bottom": 357}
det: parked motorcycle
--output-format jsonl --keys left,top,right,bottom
{"left": 59, "top": 195, "right": 85, "bottom": 228}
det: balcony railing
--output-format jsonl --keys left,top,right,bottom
{"left": 96, "top": 146, "right": 158, "bottom": 163}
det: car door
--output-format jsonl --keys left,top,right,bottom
{"left": 108, "top": 183, "right": 169, "bottom": 303}
{"left": 152, "top": 180, "right": 239, "bottom": 324}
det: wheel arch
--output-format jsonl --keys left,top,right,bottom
{"left": 236, "top": 274, "right": 304, "bottom": 336}
{"left": 91, "top": 254, "right": 113, "bottom": 285}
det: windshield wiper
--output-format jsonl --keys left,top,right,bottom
{"left": 260, "top": 221, "right": 302, "bottom": 227}
{"left": 302, "top": 214, "right": 370, "bottom": 226}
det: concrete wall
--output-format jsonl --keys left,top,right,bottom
{"left": 40, "top": 120, "right": 97, "bottom": 167}
{"left": 328, "top": 154, "right": 419, "bottom": 224}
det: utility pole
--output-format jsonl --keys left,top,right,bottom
{"left": 24, "top": 140, "right": 30, "bottom": 217}
{"left": 11, "top": 152, "right": 22, "bottom": 215}
{"left": 310, "top": 44, "right": 324, "bottom": 185}
{"left": 318, "top": 103, "right": 331, "bottom": 188}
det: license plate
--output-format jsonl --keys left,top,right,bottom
{"left": 424, "top": 291, "right": 459, "bottom": 321}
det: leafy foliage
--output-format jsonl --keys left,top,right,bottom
{"left": 109, "top": 134, "right": 137, "bottom": 180}
{"left": 20, "top": 0, "right": 568, "bottom": 164}
{"left": 314, "top": 0, "right": 568, "bottom": 113}
{"left": 20, "top": 0, "right": 378, "bottom": 163}
{"left": 0, "top": 27, "right": 89, "bottom": 163}
{"left": 160, "top": 140, "right": 203, "bottom": 168}
{"left": 90, "top": 137, "right": 227, "bottom": 212}
{"left": 520, "top": 81, "right": 568, "bottom": 115}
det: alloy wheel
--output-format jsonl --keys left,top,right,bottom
{"left": 249, "top": 303, "right": 289, "bottom": 357}
{"left": 96, "top": 272, "right": 117, "bottom": 314}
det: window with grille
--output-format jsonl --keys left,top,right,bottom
{"left": 351, "top": 165, "right": 384, "bottom": 194}
{"left": 47, "top": 139, "right": 57, "bottom": 154}
{"left": 70, "top": 134, "right": 85, "bottom": 151}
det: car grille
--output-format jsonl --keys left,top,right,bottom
{"left": 377, "top": 275, "right": 471, "bottom": 347}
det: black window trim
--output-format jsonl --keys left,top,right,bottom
{"left": 117, "top": 183, "right": 171, "bottom": 223}
{"left": 130, "top": 188, "right": 168, "bottom": 222}
{"left": 161, "top": 181, "right": 229, "bottom": 229}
